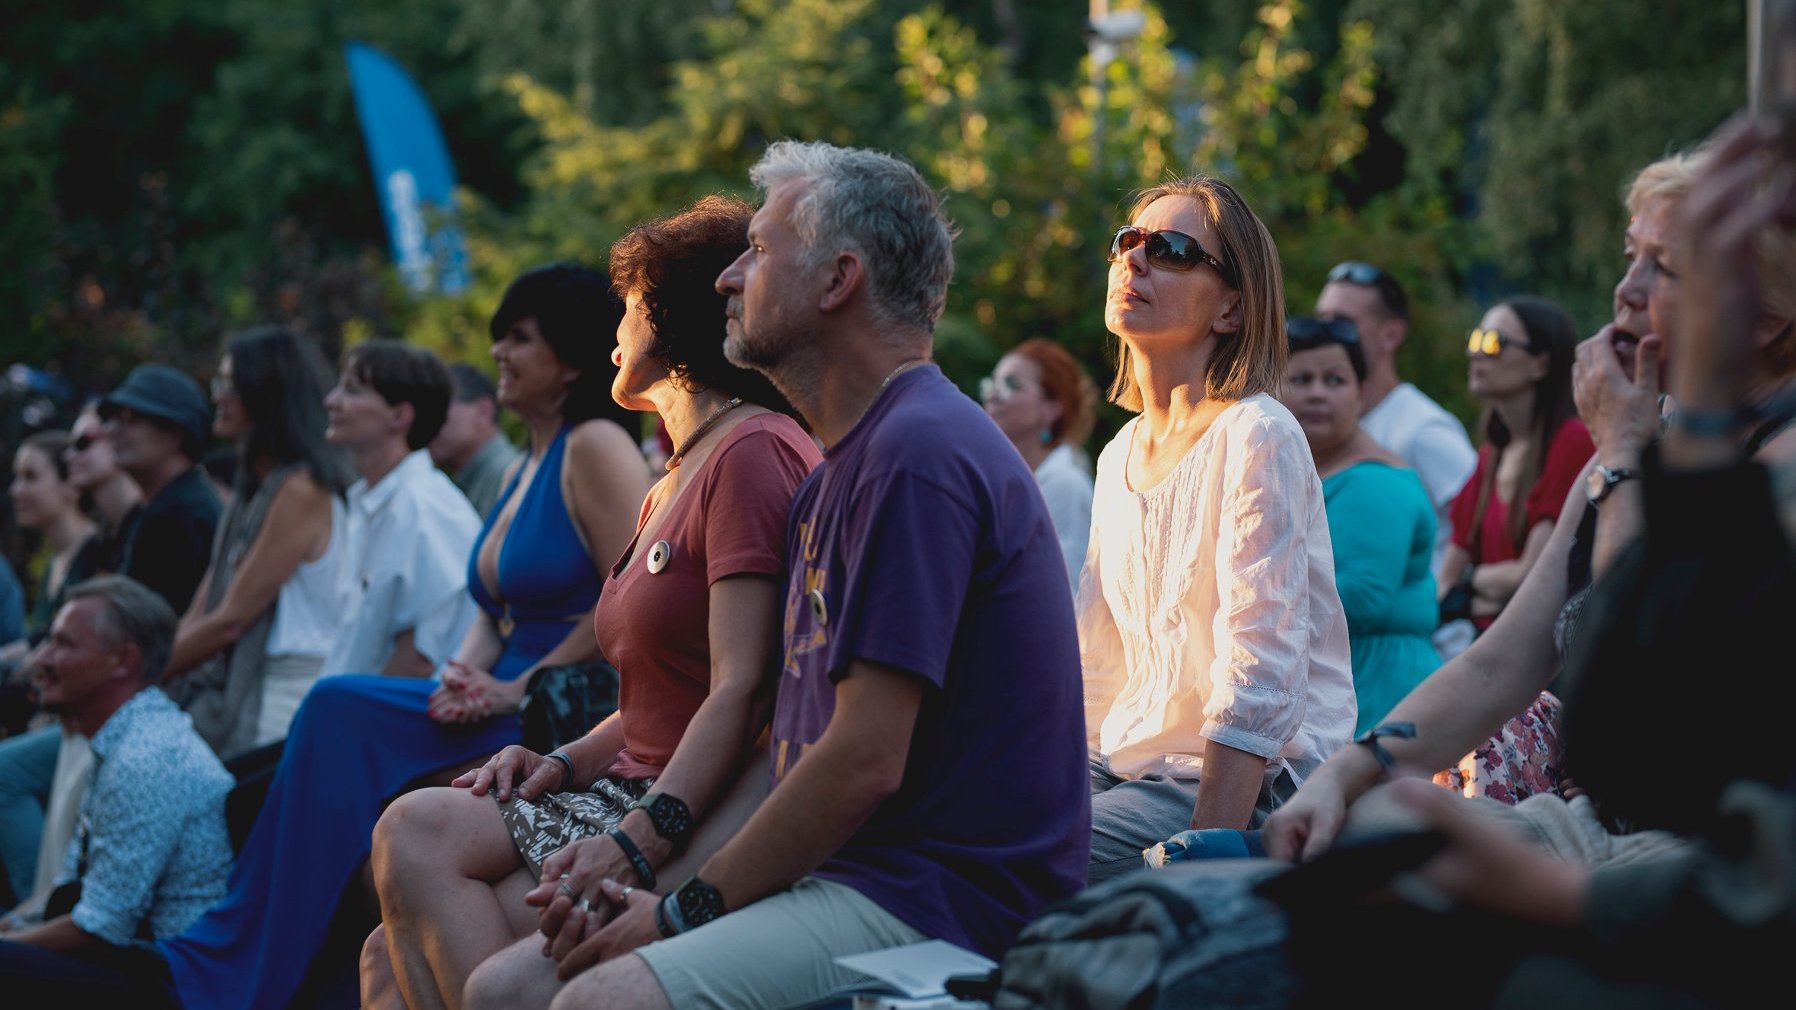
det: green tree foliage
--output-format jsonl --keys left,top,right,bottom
{"left": 0, "top": 0, "right": 1751, "bottom": 451}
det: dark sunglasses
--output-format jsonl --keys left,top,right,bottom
{"left": 70, "top": 432, "right": 102, "bottom": 453}
{"left": 1287, "top": 315, "right": 1360, "bottom": 346}
{"left": 1326, "top": 260, "right": 1390, "bottom": 286}
{"left": 1109, "top": 226, "right": 1236, "bottom": 286}
{"left": 1466, "top": 327, "right": 1528, "bottom": 357}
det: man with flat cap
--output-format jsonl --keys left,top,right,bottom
{"left": 98, "top": 364, "right": 221, "bottom": 615}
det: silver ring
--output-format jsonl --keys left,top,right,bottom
{"left": 618, "top": 886, "right": 636, "bottom": 902}
{"left": 557, "top": 880, "right": 576, "bottom": 899}
{"left": 574, "top": 897, "right": 594, "bottom": 914}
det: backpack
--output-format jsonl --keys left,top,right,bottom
{"left": 984, "top": 860, "right": 1299, "bottom": 1010}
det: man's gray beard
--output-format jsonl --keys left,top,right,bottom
{"left": 722, "top": 322, "right": 779, "bottom": 371}
{"left": 724, "top": 323, "right": 821, "bottom": 419}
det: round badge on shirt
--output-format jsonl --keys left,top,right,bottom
{"left": 647, "top": 540, "right": 672, "bottom": 574}
{"left": 807, "top": 588, "right": 829, "bottom": 626}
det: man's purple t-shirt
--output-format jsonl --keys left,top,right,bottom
{"left": 770, "top": 364, "right": 1090, "bottom": 959}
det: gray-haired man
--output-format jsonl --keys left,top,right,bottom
{"left": 464, "top": 144, "right": 1089, "bottom": 1010}
{"left": 0, "top": 576, "right": 232, "bottom": 1003}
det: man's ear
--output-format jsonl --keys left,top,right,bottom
{"left": 1384, "top": 318, "right": 1409, "bottom": 355}
{"left": 818, "top": 251, "right": 867, "bottom": 313}
{"left": 477, "top": 397, "right": 499, "bottom": 425}
{"left": 113, "top": 639, "right": 145, "bottom": 686}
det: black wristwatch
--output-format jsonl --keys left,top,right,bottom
{"left": 629, "top": 792, "right": 696, "bottom": 850}
{"left": 1585, "top": 463, "right": 1637, "bottom": 505}
{"left": 674, "top": 875, "right": 726, "bottom": 930}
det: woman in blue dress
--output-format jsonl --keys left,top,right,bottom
{"left": 157, "top": 264, "right": 653, "bottom": 1010}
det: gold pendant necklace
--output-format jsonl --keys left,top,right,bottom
{"left": 665, "top": 397, "right": 743, "bottom": 471}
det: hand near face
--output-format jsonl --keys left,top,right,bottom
{"left": 1572, "top": 323, "right": 1663, "bottom": 462}
{"left": 1668, "top": 116, "right": 1796, "bottom": 415}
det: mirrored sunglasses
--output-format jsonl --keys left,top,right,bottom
{"left": 1467, "top": 327, "right": 1527, "bottom": 357}
{"left": 1326, "top": 260, "right": 1390, "bottom": 286}
{"left": 1109, "top": 226, "right": 1236, "bottom": 286}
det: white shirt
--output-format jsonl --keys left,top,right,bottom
{"left": 324, "top": 449, "right": 482, "bottom": 676}
{"left": 1079, "top": 394, "right": 1357, "bottom": 782}
{"left": 1360, "top": 382, "right": 1477, "bottom": 568}
{"left": 1034, "top": 443, "right": 1095, "bottom": 594}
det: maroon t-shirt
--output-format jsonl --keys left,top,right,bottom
{"left": 597, "top": 412, "right": 820, "bottom": 779}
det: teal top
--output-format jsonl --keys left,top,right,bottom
{"left": 1322, "top": 460, "right": 1442, "bottom": 734}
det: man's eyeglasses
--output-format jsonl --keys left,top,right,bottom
{"left": 1467, "top": 327, "right": 1527, "bottom": 357}
{"left": 1287, "top": 315, "right": 1360, "bottom": 347}
{"left": 1109, "top": 226, "right": 1236, "bottom": 286}
{"left": 979, "top": 374, "right": 1035, "bottom": 403}
{"left": 1326, "top": 260, "right": 1390, "bottom": 286}
{"left": 69, "top": 432, "right": 102, "bottom": 453}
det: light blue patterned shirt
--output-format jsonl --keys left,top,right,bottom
{"left": 58, "top": 687, "right": 234, "bottom": 945}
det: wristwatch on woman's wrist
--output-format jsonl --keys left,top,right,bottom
{"left": 629, "top": 792, "right": 696, "bottom": 851}
{"left": 1585, "top": 463, "right": 1638, "bottom": 505}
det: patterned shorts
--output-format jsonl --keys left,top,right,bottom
{"left": 498, "top": 775, "right": 655, "bottom": 879}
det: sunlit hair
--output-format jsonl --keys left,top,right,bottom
{"left": 1008, "top": 338, "right": 1099, "bottom": 448}
{"left": 1108, "top": 176, "right": 1286, "bottom": 412}
{"left": 608, "top": 195, "right": 796, "bottom": 416}
{"left": 1626, "top": 146, "right": 1796, "bottom": 373}
{"left": 226, "top": 326, "right": 355, "bottom": 500}
{"left": 747, "top": 140, "right": 956, "bottom": 332}
{"left": 1467, "top": 295, "right": 1581, "bottom": 548}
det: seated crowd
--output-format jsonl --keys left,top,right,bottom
{"left": 0, "top": 108, "right": 1791, "bottom": 1010}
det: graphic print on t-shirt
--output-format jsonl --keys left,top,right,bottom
{"left": 781, "top": 516, "right": 830, "bottom": 680}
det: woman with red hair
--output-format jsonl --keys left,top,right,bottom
{"left": 981, "top": 338, "right": 1098, "bottom": 591}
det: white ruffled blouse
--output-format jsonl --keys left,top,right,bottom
{"left": 1079, "top": 393, "right": 1357, "bottom": 783}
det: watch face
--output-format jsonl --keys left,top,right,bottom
{"left": 1585, "top": 467, "right": 1606, "bottom": 499}
{"left": 678, "top": 878, "right": 726, "bottom": 925}
{"left": 639, "top": 793, "right": 696, "bottom": 844}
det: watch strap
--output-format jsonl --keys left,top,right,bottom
{"left": 655, "top": 892, "right": 684, "bottom": 938}
{"left": 1588, "top": 464, "right": 1637, "bottom": 504}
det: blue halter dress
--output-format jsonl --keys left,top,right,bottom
{"left": 160, "top": 425, "right": 604, "bottom": 1010}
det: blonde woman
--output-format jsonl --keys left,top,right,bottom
{"left": 1081, "top": 176, "right": 1355, "bottom": 882}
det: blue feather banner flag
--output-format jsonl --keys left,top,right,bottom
{"left": 345, "top": 41, "right": 469, "bottom": 295}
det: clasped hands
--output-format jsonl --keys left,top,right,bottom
{"left": 427, "top": 659, "right": 524, "bottom": 724}
{"left": 451, "top": 748, "right": 666, "bottom": 977}
{"left": 524, "top": 832, "right": 665, "bottom": 979}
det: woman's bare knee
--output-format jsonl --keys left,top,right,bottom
{"left": 373, "top": 786, "right": 513, "bottom": 888}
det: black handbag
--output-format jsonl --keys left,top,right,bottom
{"left": 518, "top": 658, "right": 621, "bottom": 754}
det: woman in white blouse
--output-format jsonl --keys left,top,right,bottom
{"left": 1081, "top": 175, "right": 1357, "bottom": 882}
